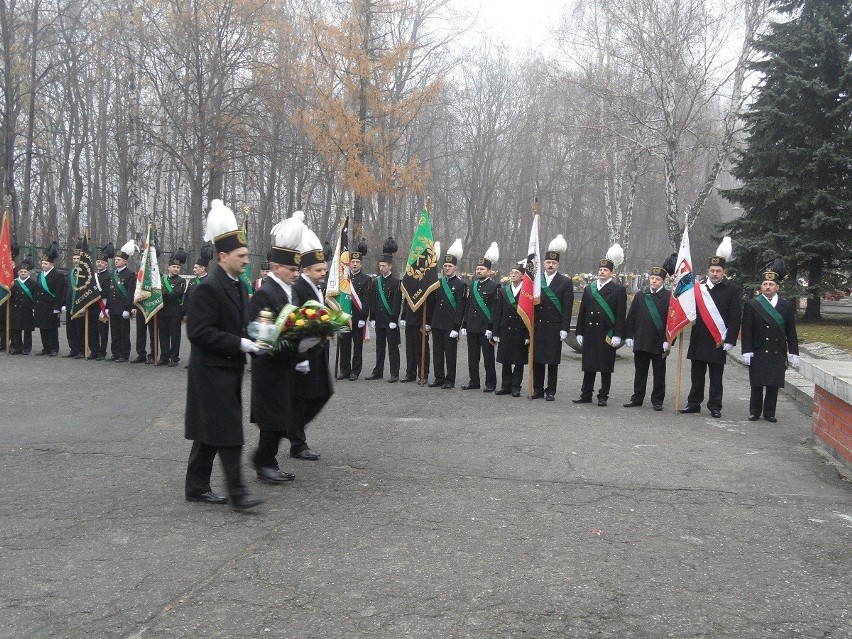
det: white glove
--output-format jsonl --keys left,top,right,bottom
{"left": 424, "top": 324, "right": 431, "bottom": 332}
{"left": 295, "top": 360, "right": 310, "bottom": 374}
{"left": 494, "top": 336, "right": 500, "bottom": 343}
{"left": 576, "top": 335, "right": 583, "bottom": 347}
{"left": 389, "top": 322, "right": 397, "bottom": 329}
{"left": 524, "top": 338, "right": 529, "bottom": 345}
{"left": 485, "top": 330, "right": 493, "bottom": 340}
{"left": 239, "top": 338, "right": 260, "bottom": 354}
{"left": 560, "top": 330, "right": 568, "bottom": 340}
{"left": 399, "top": 320, "right": 406, "bottom": 328}
{"left": 789, "top": 354, "right": 800, "bottom": 368}
{"left": 298, "top": 337, "right": 321, "bottom": 353}
{"left": 357, "top": 320, "right": 365, "bottom": 328}
{"left": 611, "top": 336, "right": 622, "bottom": 348}
{"left": 662, "top": 341, "right": 670, "bottom": 352}
{"left": 723, "top": 343, "right": 734, "bottom": 352}
{"left": 370, "top": 320, "right": 376, "bottom": 328}
{"left": 122, "top": 310, "right": 130, "bottom": 319}
{"left": 61, "top": 305, "right": 67, "bottom": 312}
{"left": 626, "top": 338, "right": 634, "bottom": 349}
{"left": 461, "top": 328, "right": 467, "bottom": 336}
{"left": 54, "top": 309, "right": 61, "bottom": 314}
{"left": 449, "top": 330, "right": 459, "bottom": 339}
{"left": 742, "top": 352, "right": 753, "bottom": 366}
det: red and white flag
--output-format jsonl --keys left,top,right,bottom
{"left": 665, "top": 226, "right": 696, "bottom": 342}
{"left": 518, "top": 213, "right": 541, "bottom": 334}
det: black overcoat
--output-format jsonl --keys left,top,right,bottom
{"left": 741, "top": 295, "right": 799, "bottom": 388}
{"left": 533, "top": 272, "right": 573, "bottom": 365}
{"left": 575, "top": 280, "right": 627, "bottom": 373}
{"left": 463, "top": 277, "right": 498, "bottom": 333}
{"left": 10, "top": 277, "right": 35, "bottom": 330}
{"left": 369, "top": 273, "right": 402, "bottom": 328}
{"left": 107, "top": 266, "right": 136, "bottom": 316}
{"left": 686, "top": 278, "right": 743, "bottom": 364}
{"left": 33, "top": 268, "right": 65, "bottom": 328}
{"left": 350, "top": 270, "right": 372, "bottom": 323}
{"left": 161, "top": 274, "right": 187, "bottom": 319}
{"left": 492, "top": 284, "right": 529, "bottom": 365}
{"left": 428, "top": 275, "right": 466, "bottom": 331}
{"left": 625, "top": 287, "right": 671, "bottom": 355}
{"left": 184, "top": 267, "right": 249, "bottom": 447}
{"left": 292, "top": 275, "right": 334, "bottom": 423}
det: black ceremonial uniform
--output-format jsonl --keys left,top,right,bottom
{"left": 159, "top": 273, "right": 186, "bottom": 365}
{"left": 338, "top": 269, "right": 371, "bottom": 380}
{"left": 367, "top": 273, "right": 402, "bottom": 379}
{"left": 492, "top": 282, "right": 529, "bottom": 394}
{"left": 87, "top": 269, "right": 111, "bottom": 359}
{"left": 33, "top": 266, "right": 65, "bottom": 355}
{"left": 402, "top": 292, "right": 433, "bottom": 382}
{"left": 64, "top": 268, "right": 85, "bottom": 357}
{"left": 575, "top": 279, "right": 627, "bottom": 402}
{"left": 9, "top": 276, "right": 35, "bottom": 353}
{"left": 183, "top": 273, "right": 209, "bottom": 321}
{"left": 741, "top": 294, "right": 798, "bottom": 419}
{"left": 463, "top": 277, "right": 498, "bottom": 390}
{"left": 108, "top": 265, "right": 135, "bottom": 360}
{"left": 429, "top": 275, "right": 467, "bottom": 388}
{"left": 625, "top": 285, "right": 671, "bottom": 408}
{"left": 532, "top": 272, "right": 573, "bottom": 397}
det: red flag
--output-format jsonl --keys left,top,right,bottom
{"left": 0, "top": 211, "right": 14, "bottom": 306}
{"left": 518, "top": 213, "right": 541, "bottom": 333}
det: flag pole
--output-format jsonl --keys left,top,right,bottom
{"left": 4, "top": 302, "right": 9, "bottom": 355}
{"left": 419, "top": 196, "right": 431, "bottom": 385}
{"left": 153, "top": 314, "right": 159, "bottom": 365}
{"left": 527, "top": 199, "right": 539, "bottom": 400}
{"left": 674, "top": 336, "right": 684, "bottom": 411}
{"left": 84, "top": 312, "right": 89, "bottom": 359}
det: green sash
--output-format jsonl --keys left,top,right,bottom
{"left": 590, "top": 281, "right": 615, "bottom": 342}
{"left": 113, "top": 269, "right": 128, "bottom": 298}
{"left": 69, "top": 268, "right": 77, "bottom": 307}
{"left": 504, "top": 284, "right": 518, "bottom": 308}
{"left": 643, "top": 291, "right": 665, "bottom": 339}
{"left": 441, "top": 276, "right": 457, "bottom": 309}
{"left": 757, "top": 295, "right": 786, "bottom": 332}
{"left": 540, "top": 275, "right": 563, "bottom": 314}
{"left": 162, "top": 275, "right": 174, "bottom": 293}
{"left": 377, "top": 276, "right": 392, "bottom": 315}
{"left": 472, "top": 280, "right": 492, "bottom": 321}
{"left": 16, "top": 278, "right": 34, "bottom": 302}
{"left": 40, "top": 271, "right": 55, "bottom": 298}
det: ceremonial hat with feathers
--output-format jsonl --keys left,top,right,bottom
{"left": 654, "top": 253, "right": 678, "bottom": 279}
{"left": 710, "top": 236, "right": 732, "bottom": 268}
{"left": 444, "top": 238, "right": 463, "bottom": 265}
{"left": 117, "top": 239, "right": 138, "bottom": 262}
{"left": 600, "top": 243, "right": 624, "bottom": 272}
{"left": 351, "top": 238, "right": 368, "bottom": 262}
{"left": 204, "top": 199, "right": 246, "bottom": 254}
{"left": 297, "top": 216, "right": 325, "bottom": 267}
{"left": 379, "top": 237, "right": 398, "bottom": 264}
{"left": 545, "top": 235, "right": 567, "bottom": 262}
{"left": 478, "top": 242, "right": 499, "bottom": 269}
{"left": 270, "top": 211, "right": 306, "bottom": 267}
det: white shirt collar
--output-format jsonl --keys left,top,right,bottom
{"left": 764, "top": 293, "right": 778, "bottom": 307}
{"left": 268, "top": 272, "right": 292, "bottom": 297}
{"left": 511, "top": 282, "right": 522, "bottom": 294}
{"left": 597, "top": 278, "right": 612, "bottom": 288}
{"left": 301, "top": 273, "right": 323, "bottom": 301}
{"left": 545, "top": 271, "right": 557, "bottom": 285}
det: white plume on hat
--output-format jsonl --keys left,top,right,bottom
{"left": 203, "top": 199, "right": 239, "bottom": 242}
{"left": 433, "top": 241, "right": 441, "bottom": 261}
{"left": 548, "top": 234, "right": 567, "bottom": 253}
{"left": 298, "top": 225, "right": 323, "bottom": 253}
{"left": 716, "top": 236, "right": 732, "bottom": 261}
{"left": 119, "top": 239, "right": 138, "bottom": 258}
{"left": 271, "top": 210, "right": 305, "bottom": 249}
{"left": 447, "top": 238, "right": 463, "bottom": 260}
{"left": 484, "top": 241, "right": 499, "bottom": 264}
{"left": 606, "top": 243, "right": 624, "bottom": 268}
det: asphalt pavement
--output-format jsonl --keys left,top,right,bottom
{"left": 1, "top": 329, "right": 851, "bottom": 638}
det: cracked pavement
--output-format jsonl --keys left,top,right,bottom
{"left": 1, "top": 333, "right": 851, "bottom": 638}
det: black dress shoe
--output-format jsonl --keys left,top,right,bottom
{"left": 336, "top": 374, "right": 349, "bottom": 380}
{"left": 156, "top": 360, "right": 169, "bottom": 366}
{"left": 64, "top": 352, "right": 77, "bottom": 358}
{"left": 131, "top": 355, "right": 147, "bottom": 363}
{"left": 765, "top": 416, "right": 777, "bottom": 423}
{"left": 231, "top": 494, "right": 263, "bottom": 510}
{"left": 623, "top": 401, "right": 643, "bottom": 408}
{"left": 36, "top": 350, "right": 50, "bottom": 356}
{"left": 186, "top": 490, "right": 228, "bottom": 505}
{"left": 74, "top": 353, "right": 85, "bottom": 359}
{"left": 572, "top": 397, "right": 592, "bottom": 404}
{"left": 114, "top": 357, "right": 128, "bottom": 363}
{"left": 748, "top": 415, "right": 759, "bottom": 421}
{"left": 290, "top": 448, "right": 320, "bottom": 461}
{"left": 387, "top": 376, "right": 399, "bottom": 383}
{"left": 597, "top": 399, "right": 608, "bottom": 407}
{"left": 399, "top": 376, "right": 416, "bottom": 383}
{"left": 710, "top": 410, "right": 721, "bottom": 418}
{"left": 349, "top": 374, "right": 359, "bottom": 381}
{"left": 461, "top": 384, "right": 480, "bottom": 390}
{"left": 428, "top": 380, "right": 444, "bottom": 387}
{"left": 511, "top": 390, "right": 521, "bottom": 397}
{"left": 530, "top": 391, "right": 545, "bottom": 400}
{"left": 441, "top": 382, "right": 454, "bottom": 389}
{"left": 679, "top": 405, "right": 700, "bottom": 414}
{"left": 483, "top": 386, "right": 495, "bottom": 393}
{"left": 652, "top": 405, "right": 663, "bottom": 411}
{"left": 8, "top": 348, "right": 22, "bottom": 355}
{"left": 545, "top": 392, "right": 555, "bottom": 402}
{"left": 168, "top": 361, "right": 179, "bottom": 367}
{"left": 87, "top": 354, "right": 99, "bottom": 360}
{"left": 256, "top": 467, "right": 295, "bottom": 483}
{"left": 95, "top": 355, "right": 105, "bottom": 361}
{"left": 48, "top": 351, "right": 58, "bottom": 357}
{"left": 494, "top": 388, "right": 511, "bottom": 395}
{"left": 365, "top": 373, "right": 383, "bottom": 380}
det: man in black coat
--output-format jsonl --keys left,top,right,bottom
{"left": 86, "top": 252, "right": 111, "bottom": 360}
{"left": 624, "top": 263, "right": 672, "bottom": 410}
{"left": 462, "top": 246, "right": 499, "bottom": 392}
{"left": 574, "top": 257, "right": 627, "bottom": 406}
{"left": 427, "top": 244, "right": 467, "bottom": 389}
{"left": 158, "top": 256, "right": 187, "bottom": 366}
{"left": 491, "top": 263, "right": 529, "bottom": 397}
{"left": 64, "top": 249, "right": 85, "bottom": 358}
{"left": 366, "top": 247, "right": 402, "bottom": 382}
{"left": 741, "top": 268, "right": 799, "bottom": 422}
{"left": 680, "top": 255, "right": 743, "bottom": 418}
{"left": 401, "top": 291, "right": 433, "bottom": 383}
{"left": 108, "top": 243, "right": 136, "bottom": 362}
{"left": 532, "top": 239, "right": 573, "bottom": 400}
{"left": 337, "top": 245, "right": 371, "bottom": 381}
{"left": 184, "top": 201, "right": 262, "bottom": 510}
{"left": 8, "top": 259, "right": 35, "bottom": 354}
{"left": 33, "top": 247, "right": 65, "bottom": 356}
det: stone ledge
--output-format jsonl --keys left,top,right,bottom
{"left": 799, "top": 360, "right": 852, "bottom": 405}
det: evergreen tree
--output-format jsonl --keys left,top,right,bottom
{"left": 725, "top": 0, "right": 852, "bottom": 318}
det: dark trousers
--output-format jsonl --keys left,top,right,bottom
{"left": 87, "top": 310, "right": 109, "bottom": 356}
{"left": 750, "top": 386, "right": 779, "bottom": 418}
{"left": 372, "top": 326, "right": 400, "bottom": 377}
{"left": 66, "top": 315, "right": 85, "bottom": 355}
{"left": 432, "top": 328, "right": 458, "bottom": 384}
{"left": 338, "top": 327, "right": 364, "bottom": 377}
{"left": 135, "top": 313, "right": 155, "bottom": 359}
{"left": 158, "top": 314, "right": 182, "bottom": 362}
{"left": 404, "top": 324, "right": 430, "bottom": 380}
{"left": 10, "top": 330, "right": 33, "bottom": 353}
{"left": 687, "top": 360, "right": 725, "bottom": 411}
{"left": 185, "top": 441, "right": 247, "bottom": 498}
{"left": 533, "top": 363, "right": 559, "bottom": 394}
{"left": 501, "top": 363, "right": 525, "bottom": 391}
{"left": 466, "top": 332, "right": 496, "bottom": 387}
{"left": 109, "top": 314, "right": 131, "bottom": 358}
{"left": 631, "top": 350, "right": 667, "bottom": 406}
{"left": 39, "top": 328, "right": 60, "bottom": 354}
{"left": 580, "top": 371, "right": 611, "bottom": 400}
{"left": 253, "top": 430, "right": 286, "bottom": 470}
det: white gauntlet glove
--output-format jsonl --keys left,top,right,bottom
{"left": 625, "top": 338, "right": 634, "bottom": 349}
{"left": 576, "top": 335, "right": 583, "bottom": 347}
{"left": 485, "top": 330, "right": 493, "bottom": 340}
{"left": 742, "top": 352, "right": 753, "bottom": 366}
{"left": 560, "top": 330, "right": 568, "bottom": 341}
{"left": 389, "top": 322, "right": 397, "bottom": 330}
{"left": 662, "top": 341, "right": 670, "bottom": 352}
{"left": 494, "top": 336, "right": 500, "bottom": 343}
{"left": 298, "top": 337, "right": 321, "bottom": 353}
{"left": 524, "top": 338, "right": 529, "bottom": 345}
{"left": 399, "top": 320, "right": 406, "bottom": 328}
{"left": 611, "top": 336, "right": 622, "bottom": 348}
{"left": 61, "top": 305, "right": 67, "bottom": 312}
{"left": 295, "top": 360, "right": 311, "bottom": 374}
{"left": 461, "top": 328, "right": 467, "bottom": 336}
{"left": 788, "top": 353, "right": 800, "bottom": 368}
{"left": 449, "top": 330, "right": 459, "bottom": 339}
{"left": 357, "top": 320, "right": 365, "bottom": 328}
{"left": 370, "top": 320, "right": 376, "bottom": 328}
{"left": 424, "top": 324, "right": 431, "bottom": 332}
{"left": 239, "top": 338, "right": 260, "bottom": 354}
{"left": 122, "top": 310, "right": 130, "bottom": 319}
{"left": 723, "top": 343, "right": 734, "bottom": 352}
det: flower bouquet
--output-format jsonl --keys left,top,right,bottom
{"left": 249, "top": 299, "right": 351, "bottom": 353}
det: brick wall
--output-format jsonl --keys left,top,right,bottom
{"left": 813, "top": 385, "right": 852, "bottom": 467}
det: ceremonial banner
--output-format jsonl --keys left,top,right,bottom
{"left": 665, "top": 226, "right": 697, "bottom": 343}
{"left": 401, "top": 206, "right": 440, "bottom": 312}
{"left": 0, "top": 211, "right": 12, "bottom": 306}
{"left": 70, "top": 231, "right": 102, "bottom": 319}
{"left": 134, "top": 224, "right": 164, "bottom": 322}
{"left": 239, "top": 219, "right": 254, "bottom": 296}
{"left": 518, "top": 213, "right": 541, "bottom": 333}
{"left": 326, "top": 215, "right": 353, "bottom": 315}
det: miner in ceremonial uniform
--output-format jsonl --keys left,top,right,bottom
{"left": 574, "top": 245, "right": 628, "bottom": 406}
{"left": 741, "top": 259, "right": 799, "bottom": 423}
{"left": 108, "top": 240, "right": 137, "bottom": 362}
{"left": 624, "top": 255, "right": 674, "bottom": 410}
{"left": 184, "top": 199, "right": 262, "bottom": 510}
{"left": 248, "top": 211, "right": 307, "bottom": 483}
{"left": 33, "top": 242, "right": 65, "bottom": 357}
{"left": 366, "top": 238, "right": 402, "bottom": 382}
{"left": 64, "top": 245, "right": 85, "bottom": 358}
{"left": 427, "top": 239, "right": 467, "bottom": 389}
{"left": 290, "top": 218, "right": 334, "bottom": 460}
{"left": 680, "top": 238, "right": 742, "bottom": 419}
{"left": 532, "top": 235, "right": 573, "bottom": 400}
{"left": 401, "top": 284, "right": 434, "bottom": 383}
{"left": 254, "top": 255, "right": 270, "bottom": 291}
{"left": 492, "top": 261, "right": 529, "bottom": 397}
{"left": 158, "top": 249, "right": 187, "bottom": 366}
{"left": 8, "top": 259, "right": 35, "bottom": 355}
{"left": 183, "top": 245, "right": 213, "bottom": 321}
{"left": 337, "top": 239, "right": 371, "bottom": 381}
{"left": 462, "top": 242, "right": 499, "bottom": 392}
{"left": 86, "top": 245, "right": 113, "bottom": 360}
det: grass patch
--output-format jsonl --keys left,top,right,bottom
{"left": 797, "top": 313, "right": 852, "bottom": 353}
